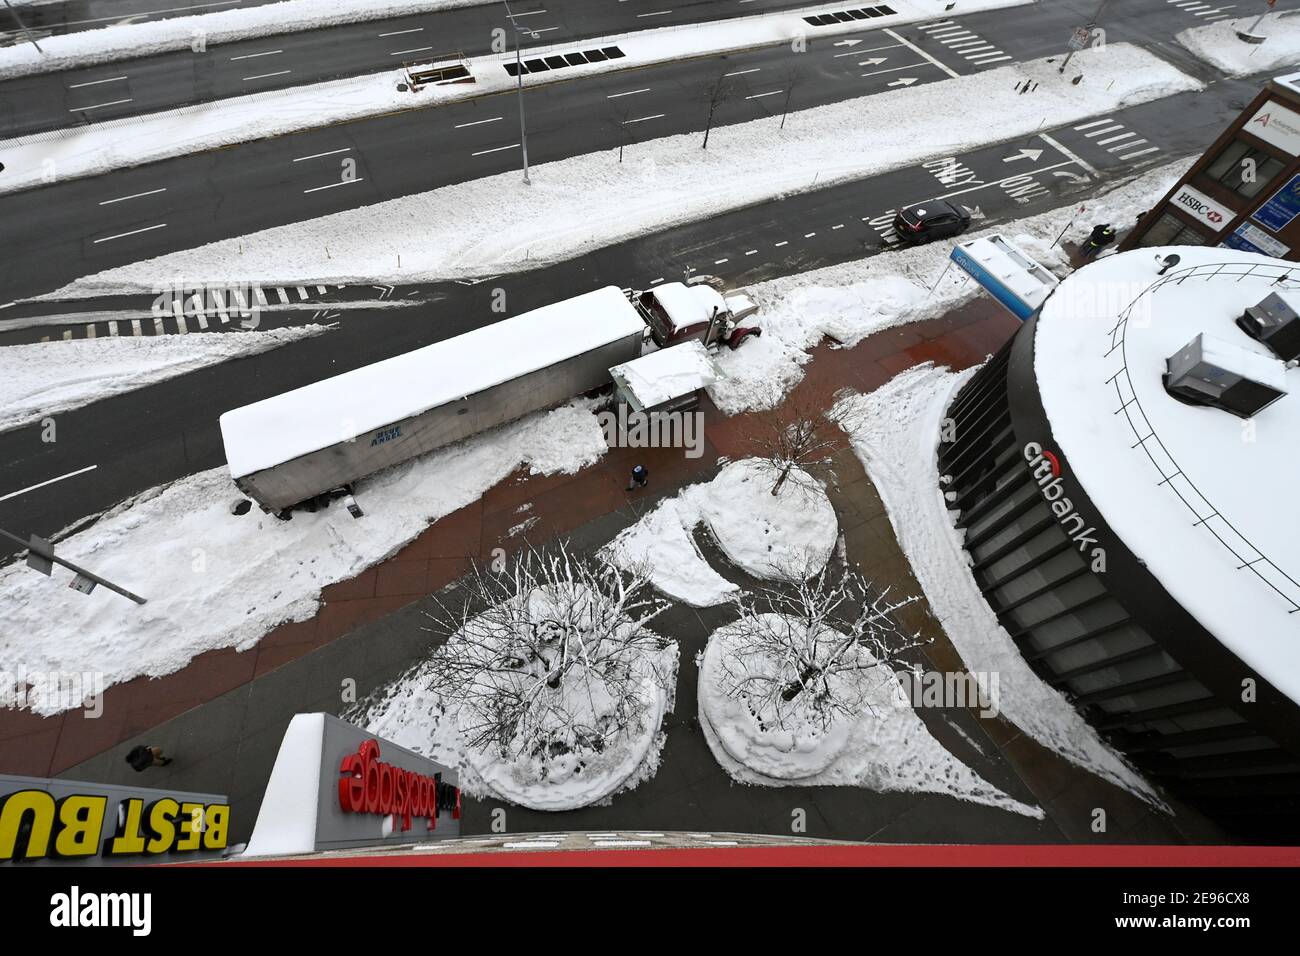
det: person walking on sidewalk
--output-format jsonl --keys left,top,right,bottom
{"left": 1082, "top": 223, "right": 1115, "bottom": 258}
{"left": 627, "top": 464, "right": 649, "bottom": 491}
{"left": 125, "top": 745, "right": 172, "bottom": 772}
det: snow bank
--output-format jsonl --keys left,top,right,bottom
{"left": 832, "top": 364, "right": 1162, "bottom": 804}
{"left": 0, "top": 0, "right": 1030, "bottom": 195}
{"left": 0, "top": 0, "right": 493, "bottom": 81}
{"left": 698, "top": 615, "right": 1043, "bottom": 818}
{"left": 1177, "top": 11, "right": 1300, "bottom": 76}
{"left": 0, "top": 325, "right": 328, "bottom": 434}
{"left": 55, "top": 44, "right": 1201, "bottom": 296}
{"left": 603, "top": 458, "right": 837, "bottom": 604}
{"left": 707, "top": 158, "right": 1194, "bottom": 413}
{"left": 0, "top": 401, "right": 611, "bottom": 712}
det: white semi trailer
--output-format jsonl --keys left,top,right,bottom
{"left": 219, "top": 282, "right": 759, "bottom": 514}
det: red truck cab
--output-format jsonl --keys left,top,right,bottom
{"left": 634, "top": 280, "right": 761, "bottom": 350}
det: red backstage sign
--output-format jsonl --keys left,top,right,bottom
{"left": 338, "top": 740, "right": 461, "bottom": 833}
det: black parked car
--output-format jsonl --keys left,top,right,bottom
{"left": 892, "top": 200, "right": 972, "bottom": 245}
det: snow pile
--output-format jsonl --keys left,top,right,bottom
{"left": 56, "top": 44, "right": 1201, "bottom": 296}
{"left": 0, "top": 325, "right": 328, "bottom": 434}
{"left": 603, "top": 497, "right": 739, "bottom": 608}
{"left": 698, "top": 614, "right": 1043, "bottom": 818}
{"left": 708, "top": 159, "right": 1192, "bottom": 413}
{"left": 0, "top": 401, "right": 611, "bottom": 711}
{"left": 603, "top": 458, "right": 838, "bottom": 605}
{"left": 358, "top": 586, "right": 679, "bottom": 811}
{"left": 1177, "top": 11, "right": 1300, "bottom": 77}
{"left": 0, "top": 0, "right": 1031, "bottom": 194}
{"left": 832, "top": 364, "right": 1162, "bottom": 804}
{"left": 0, "top": 0, "right": 492, "bottom": 81}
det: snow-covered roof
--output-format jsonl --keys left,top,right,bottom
{"left": 609, "top": 340, "right": 717, "bottom": 410}
{"left": 220, "top": 286, "right": 646, "bottom": 478}
{"left": 651, "top": 282, "right": 728, "bottom": 333}
{"left": 1034, "top": 247, "right": 1300, "bottom": 705}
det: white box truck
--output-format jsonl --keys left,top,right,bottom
{"left": 219, "top": 282, "right": 760, "bottom": 514}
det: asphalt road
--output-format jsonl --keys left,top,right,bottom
{"left": 0, "top": 0, "right": 1245, "bottom": 304}
{"left": 0, "top": 72, "right": 1266, "bottom": 563}
{"left": 0, "top": 0, "right": 825, "bottom": 135}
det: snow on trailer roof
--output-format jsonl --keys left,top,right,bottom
{"left": 609, "top": 340, "right": 717, "bottom": 410}
{"left": 1033, "top": 247, "right": 1300, "bottom": 706}
{"left": 651, "top": 281, "right": 729, "bottom": 333}
{"left": 220, "top": 286, "right": 646, "bottom": 479}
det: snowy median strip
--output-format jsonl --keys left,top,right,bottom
{"left": 0, "top": 325, "right": 331, "bottom": 434}
{"left": 53, "top": 43, "right": 1201, "bottom": 298}
{"left": 1177, "top": 10, "right": 1300, "bottom": 77}
{"left": 0, "top": 0, "right": 494, "bottom": 81}
{"left": 0, "top": 0, "right": 1032, "bottom": 196}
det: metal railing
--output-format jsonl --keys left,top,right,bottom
{"left": 1101, "top": 260, "right": 1300, "bottom": 616}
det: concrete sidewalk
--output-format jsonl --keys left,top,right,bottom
{"left": 0, "top": 296, "right": 1226, "bottom": 847}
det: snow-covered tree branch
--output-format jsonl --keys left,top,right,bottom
{"left": 714, "top": 564, "right": 924, "bottom": 735}
{"left": 423, "top": 541, "right": 672, "bottom": 775}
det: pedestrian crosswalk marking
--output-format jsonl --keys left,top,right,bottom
{"left": 276, "top": 287, "right": 291, "bottom": 304}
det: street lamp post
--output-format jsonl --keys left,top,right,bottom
{"left": 504, "top": 1, "right": 537, "bottom": 185}
{"left": 2, "top": 0, "right": 43, "bottom": 52}
{"left": 516, "top": 30, "right": 531, "bottom": 184}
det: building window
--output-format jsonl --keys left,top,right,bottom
{"left": 1200, "top": 137, "right": 1285, "bottom": 198}
{"left": 1135, "top": 212, "right": 1210, "bottom": 248}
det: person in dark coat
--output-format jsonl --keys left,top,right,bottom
{"left": 627, "top": 464, "right": 649, "bottom": 491}
{"left": 1083, "top": 223, "right": 1115, "bottom": 258}
{"left": 125, "top": 745, "right": 172, "bottom": 772}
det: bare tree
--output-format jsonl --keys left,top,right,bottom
{"left": 746, "top": 396, "right": 846, "bottom": 497}
{"left": 714, "top": 565, "right": 923, "bottom": 734}
{"left": 701, "top": 73, "right": 736, "bottom": 150}
{"left": 424, "top": 541, "right": 671, "bottom": 768}
{"left": 611, "top": 105, "right": 635, "bottom": 163}
{"left": 778, "top": 64, "right": 801, "bottom": 131}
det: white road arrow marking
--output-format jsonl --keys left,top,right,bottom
{"left": 834, "top": 38, "right": 863, "bottom": 47}
{"left": 1051, "top": 170, "right": 1091, "bottom": 185}
{"left": 887, "top": 77, "right": 918, "bottom": 86}
{"left": 859, "top": 56, "right": 888, "bottom": 66}
{"left": 1003, "top": 148, "right": 1044, "bottom": 163}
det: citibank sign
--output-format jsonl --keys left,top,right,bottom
{"left": 1023, "top": 442, "right": 1106, "bottom": 569}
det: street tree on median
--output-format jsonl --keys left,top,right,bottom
{"left": 701, "top": 73, "right": 738, "bottom": 150}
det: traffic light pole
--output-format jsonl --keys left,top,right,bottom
{"left": 0, "top": 526, "right": 147, "bottom": 604}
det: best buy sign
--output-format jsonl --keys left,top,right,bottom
{"left": 0, "top": 774, "right": 229, "bottom": 865}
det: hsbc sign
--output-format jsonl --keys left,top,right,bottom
{"left": 1171, "top": 184, "right": 1233, "bottom": 233}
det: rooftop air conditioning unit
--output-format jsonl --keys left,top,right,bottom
{"left": 1238, "top": 292, "right": 1300, "bottom": 363}
{"left": 1163, "top": 333, "right": 1288, "bottom": 418}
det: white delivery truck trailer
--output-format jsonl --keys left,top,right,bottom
{"left": 219, "top": 286, "right": 647, "bottom": 514}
